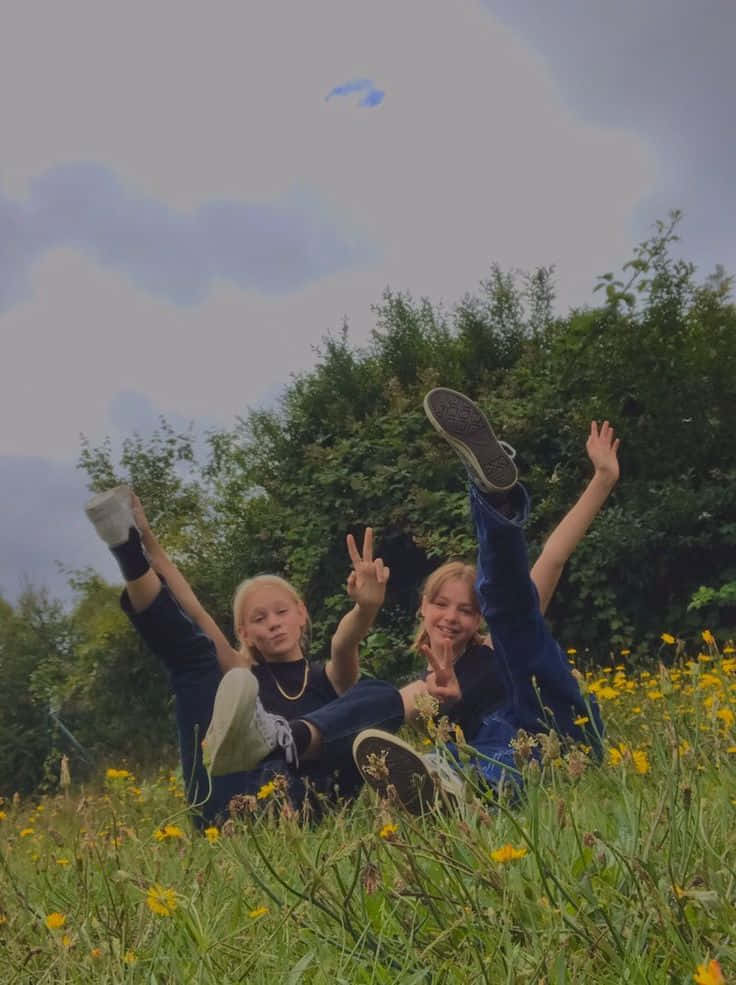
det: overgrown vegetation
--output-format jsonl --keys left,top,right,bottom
{"left": 1, "top": 642, "right": 734, "bottom": 982}
{"left": 1, "top": 214, "right": 735, "bottom": 794}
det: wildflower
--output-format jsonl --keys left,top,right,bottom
{"left": 632, "top": 749, "right": 650, "bottom": 775}
{"left": 646, "top": 690, "right": 664, "bottom": 701}
{"left": 573, "top": 715, "right": 589, "bottom": 726}
{"left": 694, "top": 958, "right": 725, "bottom": 985}
{"left": 0, "top": 811, "right": 6, "bottom": 821}
{"left": 61, "top": 934, "right": 73, "bottom": 950}
{"left": 56, "top": 858, "right": 70, "bottom": 866}
{"left": 105, "top": 768, "right": 133, "bottom": 780}
{"left": 609, "top": 747, "right": 623, "bottom": 767}
{"left": 0, "top": 914, "right": 7, "bottom": 926}
{"left": 90, "top": 947, "right": 102, "bottom": 959}
{"left": 726, "top": 746, "right": 736, "bottom": 754}
{"left": 123, "top": 951, "right": 137, "bottom": 965}
{"left": 716, "top": 707, "right": 735, "bottom": 728}
{"left": 661, "top": 633, "right": 676, "bottom": 645}
{"left": 702, "top": 629, "right": 716, "bottom": 647}
{"left": 491, "top": 843, "right": 527, "bottom": 863}
{"left": 597, "top": 686, "right": 619, "bottom": 700}
{"left": 566, "top": 648, "right": 577, "bottom": 655}
{"left": 723, "top": 645, "right": 735, "bottom": 655}
{"left": 146, "top": 884, "right": 177, "bottom": 917}
{"left": 248, "top": 906, "right": 269, "bottom": 919}
{"left": 203, "top": 826, "right": 219, "bottom": 844}
{"left": 45, "top": 912, "right": 66, "bottom": 930}
{"left": 379, "top": 822, "right": 398, "bottom": 840}
{"left": 153, "top": 824, "right": 185, "bottom": 842}
{"left": 510, "top": 729, "right": 537, "bottom": 765}
{"left": 620, "top": 648, "right": 631, "bottom": 656}
{"left": 256, "top": 781, "right": 276, "bottom": 800}
{"left": 19, "top": 828, "right": 34, "bottom": 837}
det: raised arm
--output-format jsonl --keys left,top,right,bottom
{"left": 131, "top": 494, "right": 247, "bottom": 673}
{"left": 326, "top": 528, "right": 389, "bottom": 695}
{"left": 531, "top": 421, "right": 620, "bottom": 615}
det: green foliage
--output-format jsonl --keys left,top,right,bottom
{"left": 2, "top": 214, "right": 735, "bottom": 791}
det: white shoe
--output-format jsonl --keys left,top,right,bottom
{"left": 202, "top": 668, "right": 297, "bottom": 777}
{"left": 85, "top": 485, "right": 136, "bottom": 547}
{"left": 352, "top": 729, "right": 463, "bottom": 815}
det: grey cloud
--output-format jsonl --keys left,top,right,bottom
{"left": 0, "top": 163, "right": 375, "bottom": 312}
{"left": 485, "top": 0, "right": 736, "bottom": 278}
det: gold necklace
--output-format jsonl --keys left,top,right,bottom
{"left": 267, "top": 660, "right": 309, "bottom": 701}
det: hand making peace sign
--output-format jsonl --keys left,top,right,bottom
{"left": 421, "top": 637, "right": 462, "bottom": 705}
{"left": 345, "top": 527, "right": 390, "bottom": 610}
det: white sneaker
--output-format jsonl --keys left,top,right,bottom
{"left": 85, "top": 485, "right": 136, "bottom": 547}
{"left": 202, "top": 668, "right": 297, "bottom": 777}
{"left": 352, "top": 729, "right": 463, "bottom": 815}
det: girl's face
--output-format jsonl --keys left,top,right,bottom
{"left": 239, "top": 586, "right": 307, "bottom": 662}
{"left": 421, "top": 576, "right": 481, "bottom": 660}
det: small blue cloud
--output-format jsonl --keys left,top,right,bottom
{"left": 326, "top": 77, "right": 384, "bottom": 108}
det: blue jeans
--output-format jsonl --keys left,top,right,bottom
{"left": 123, "top": 586, "right": 404, "bottom": 824}
{"left": 459, "top": 484, "right": 603, "bottom": 789}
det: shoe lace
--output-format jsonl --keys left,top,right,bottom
{"left": 253, "top": 701, "right": 298, "bottom": 766}
{"left": 499, "top": 440, "right": 516, "bottom": 460}
{"left": 421, "top": 751, "right": 463, "bottom": 796}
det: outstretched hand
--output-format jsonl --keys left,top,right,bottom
{"left": 586, "top": 421, "right": 620, "bottom": 484}
{"left": 422, "top": 638, "right": 461, "bottom": 705}
{"left": 346, "top": 527, "right": 390, "bottom": 610}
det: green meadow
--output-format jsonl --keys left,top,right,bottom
{"left": 2, "top": 637, "right": 734, "bottom": 984}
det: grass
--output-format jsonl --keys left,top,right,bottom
{"left": 1, "top": 635, "right": 735, "bottom": 984}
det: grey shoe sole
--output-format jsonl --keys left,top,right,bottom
{"left": 203, "top": 668, "right": 259, "bottom": 777}
{"left": 353, "top": 730, "right": 438, "bottom": 816}
{"left": 423, "top": 388, "right": 518, "bottom": 493}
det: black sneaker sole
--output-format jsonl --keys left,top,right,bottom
{"left": 353, "top": 730, "right": 437, "bottom": 816}
{"left": 423, "top": 388, "right": 517, "bottom": 493}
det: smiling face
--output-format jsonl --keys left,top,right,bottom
{"left": 237, "top": 584, "right": 307, "bottom": 663}
{"left": 420, "top": 575, "right": 482, "bottom": 661}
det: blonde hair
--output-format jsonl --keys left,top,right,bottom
{"left": 232, "top": 574, "right": 312, "bottom": 664}
{"left": 412, "top": 560, "right": 484, "bottom": 654}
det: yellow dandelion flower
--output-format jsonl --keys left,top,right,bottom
{"left": 61, "top": 934, "right": 73, "bottom": 950}
{"left": 573, "top": 715, "right": 589, "bottom": 726}
{"left": 491, "top": 843, "right": 527, "bottom": 863}
{"left": 723, "top": 645, "right": 735, "bottom": 655}
{"left": 598, "top": 686, "right": 619, "bottom": 700}
{"left": 379, "top": 822, "right": 398, "bottom": 840}
{"left": 153, "top": 824, "right": 185, "bottom": 842}
{"left": 702, "top": 629, "right": 716, "bottom": 647}
{"left": 146, "top": 884, "right": 177, "bottom": 917}
{"left": 646, "top": 690, "right": 664, "bottom": 701}
{"left": 716, "top": 707, "right": 735, "bottom": 728}
{"left": 566, "top": 648, "right": 577, "bottom": 655}
{"left": 726, "top": 745, "right": 736, "bottom": 754}
{"left": 661, "top": 633, "right": 676, "bottom": 645}
{"left": 90, "top": 947, "right": 103, "bottom": 959}
{"left": 256, "top": 781, "right": 276, "bottom": 800}
{"left": 45, "top": 912, "right": 66, "bottom": 930}
{"left": 248, "top": 906, "right": 269, "bottom": 919}
{"left": 203, "top": 826, "right": 219, "bottom": 844}
{"left": 632, "top": 750, "right": 650, "bottom": 775}
{"left": 19, "top": 827, "right": 34, "bottom": 837}
{"left": 123, "top": 950, "right": 137, "bottom": 965}
{"left": 694, "top": 958, "right": 725, "bottom": 985}
{"left": 105, "top": 768, "right": 133, "bottom": 780}
{"left": 56, "top": 858, "right": 70, "bottom": 866}
{"left": 620, "top": 648, "right": 631, "bottom": 656}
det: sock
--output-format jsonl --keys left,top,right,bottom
{"left": 110, "top": 527, "right": 150, "bottom": 582}
{"left": 289, "top": 720, "right": 312, "bottom": 758}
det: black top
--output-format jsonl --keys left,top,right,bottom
{"left": 251, "top": 659, "right": 338, "bottom": 721}
{"left": 424, "top": 643, "right": 506, "bottom": 740}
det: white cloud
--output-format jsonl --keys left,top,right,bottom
{"left": 1, "top": 0, "right": 656, "bottom": 460}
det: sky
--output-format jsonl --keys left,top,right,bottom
{"left": 1, "top": 0, "right": 734, "bottom": 604}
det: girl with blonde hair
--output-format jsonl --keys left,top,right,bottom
{"left": 353, "top": 392, "right": 618, "bottom": 812}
